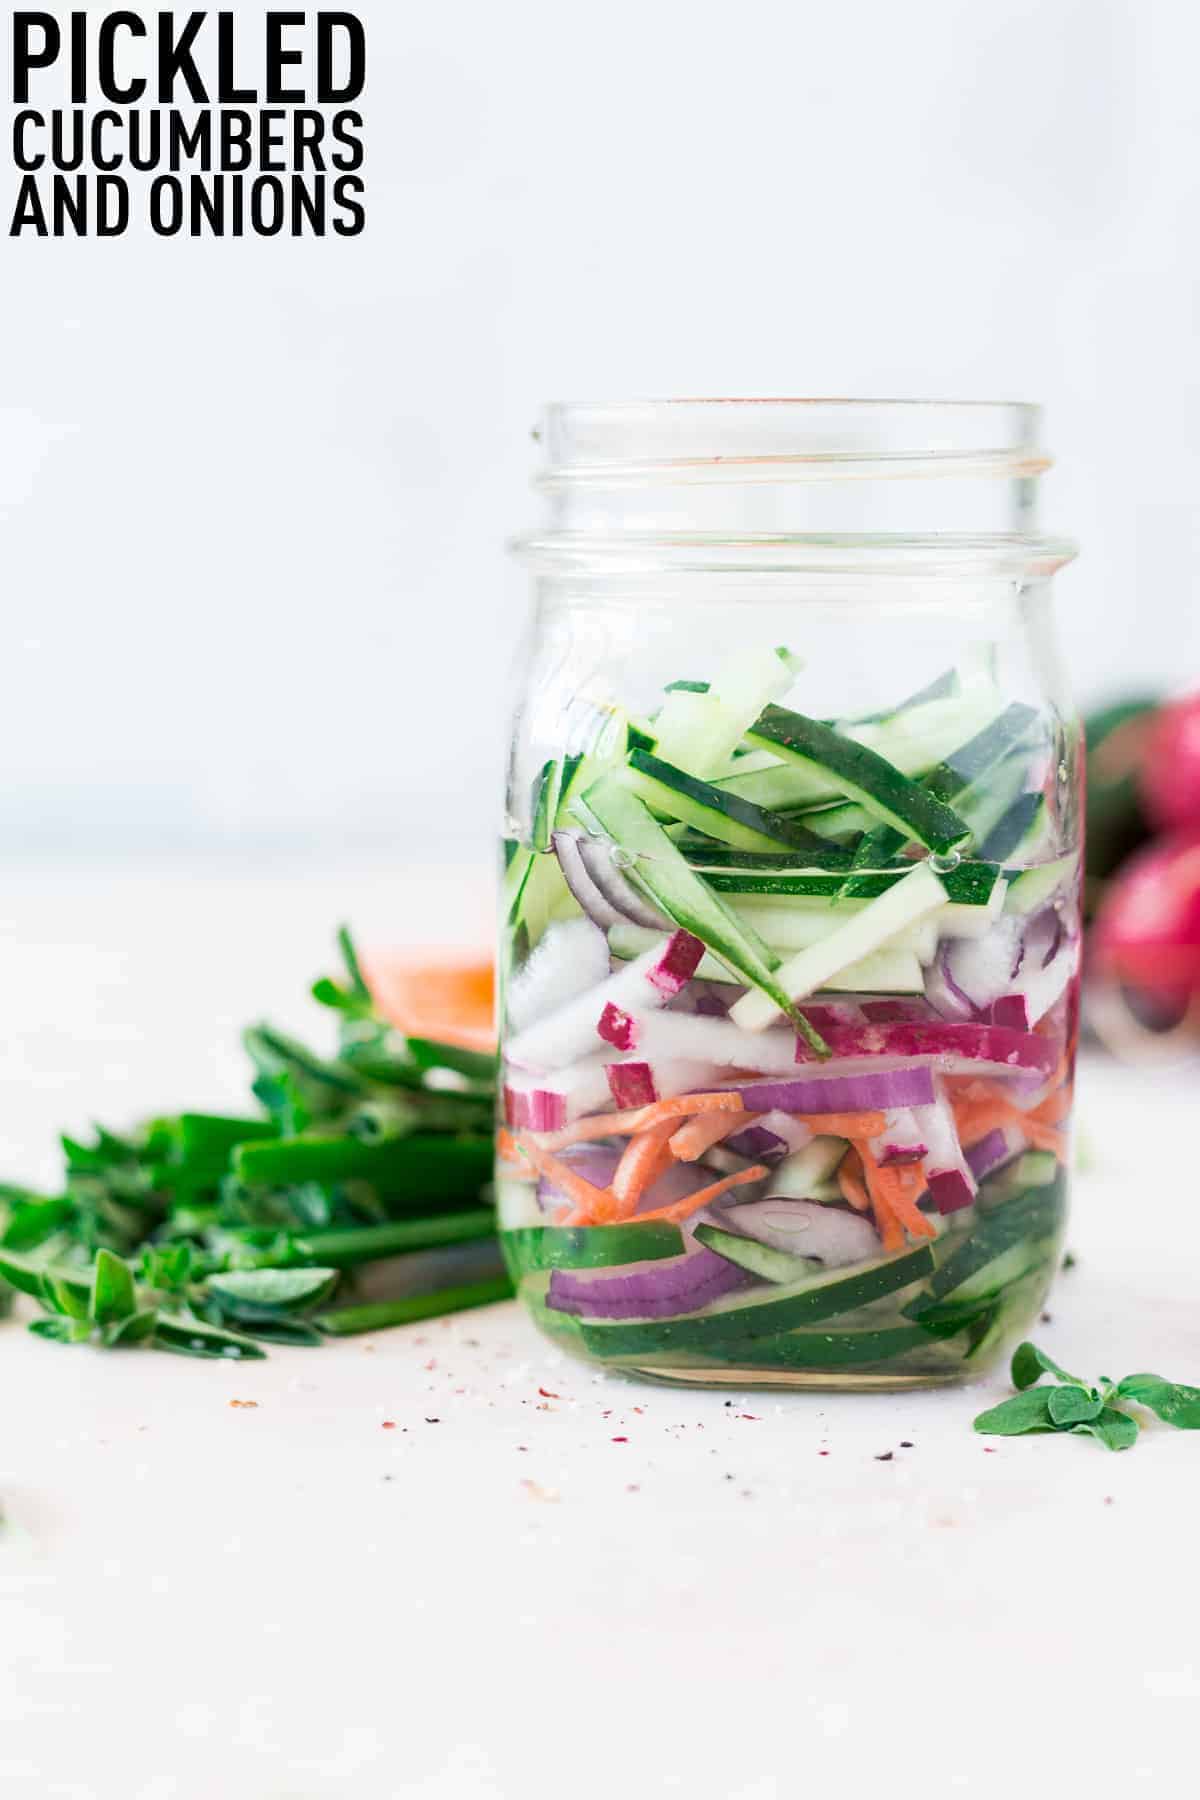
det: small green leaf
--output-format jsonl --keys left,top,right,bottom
{"left": 0, "top": 1252, "right": 52, "bottom": 1300}
{"left": 204, "top": 1266, "right": 339, "bottom": 1319}
{"left": 153, "top": 1314, "right": 266, "bottom": 1360}
{"left": 1047, "top": 1385, "right": 1105, "bottom": 1426}
{"left": 103, "top": 1308, "right": 160, "bottom": 1348}
{"left": 973, "top": 1388, "right": 1059, "bottom": 1436}
{"left": 1116, "top": 1374, "right": 1200, "bottom": 1429}
{"left": 140, "top": 1243, "right": 194, "bottom": 1293}
{"left": 29, "top": 1316, "right": 92, "bottom": 1345}
{"left": 90, "top": 1248, "right": 137, "bottom": 1325}
{"left": 1011, "top": 1341, "right": 1080, "bottom": 1390}
{"left": 1075, "top": 1406, "right": 1140, "bottom": 1452}
{"left": 42, "top": 1271, "right": 91, "bottom": 1319}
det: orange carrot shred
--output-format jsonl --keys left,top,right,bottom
{"left": 611, "top": 1119, "right": 679, "bottom": 1220}
{"left": 669, "top": 1110, "right": 760, "bottom": 1162}
{"left": 855, "top": 1141, "right": 937, "bottom": 1243}
{"left": 837, "top": 1152, "right": 871, "bottom": 1213}
{"left": 633, "top": 1164, "right": 770, "bottom": 1225}
{"left": 513, "top": 1141, "right": 617, "bottom": 1225}
{"left": 794, "top": 1110, "right": 886, "bottom": 1138}
{"left": 520, "top": 1090, "right": 742, "bottom": 1155}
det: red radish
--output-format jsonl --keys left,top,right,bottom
{"left": 1139, "top": 694, "right": 1200, "bottom": 833}
{"left": 1091, "top": 826, "right": 1200, "bottom": 1009}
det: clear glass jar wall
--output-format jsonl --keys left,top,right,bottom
{"left": 498, "top": 401, "right": 1080, "bottom": 1390}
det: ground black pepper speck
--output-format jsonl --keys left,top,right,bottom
{"left": 874, "top": 1451, "right": 894, "bottom": 1462}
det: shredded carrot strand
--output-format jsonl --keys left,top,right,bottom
{"left": 669, "top": 1110, "right": 759, "bottom": 1162}
{"left": 633, "top": 1164, "right": 770, "bottom": 1225}
{"left": 837, "top": 1151, "right": 871, "bottom": 1214}
{"left": 609, "top": 1119, "right": 680, "bottom": 1221}
{"left": 519, "top": 1090, "right": 743, "bottom": 1154}
{"left": 855, "top": 1141, "right": 937, "bottom": 1243}
{"left": 794, "top": 1110, "right": 886, "bottom": 1138}
{"left": 513, "top": 1141, "right": 616, "bottom": 1223}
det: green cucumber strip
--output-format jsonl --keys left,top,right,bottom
{"left": 501, "top": 1222, "right": 685, "bottom": 1276}
{"left": 646, "top": 689, "right": 723, "bottom": 775}
{"left": 923, "top": 1181, "right": 1064, "bottom": 1301}
{"left": 623, "top": 750, "right": 837, "bottom": 856}
{"left": 652, "top": 646, "right": 795, "bottom": 777}
{"left": 922, "top": 703, "right": 1040, "bottom": 804}
{"left": 501, "top": 842, "right": 535, "bottom": 923}
{"left": 744, "top": 707, "right": 971, "bottom": 854}
{"left": 767, "top": 1138, "right": 847, "bottom": 1196}
{"left": 573, "top": 777, "right": 825, "bottom": 1049}
{"left": 787, "top": 800, "right": 877, "bottom": 841}
{"left": 574, "top": 1243, "right": 935, "bottom": 1356}
{"left": 694, "top": 1222, "right": 820, "bottom": 1285}
{"left": 976, "top": 1150, "right": 1060, "bottom": 1208}
{"left": 730, "top": 863, "right": 947, "bottom": 1029}
{"left": 822, "top": 947, "right": 926, "bottom": 993}
{"left": 1004, "top": 852, "right": 1078, "bottom": 915}
{"left": 719, "top": 692, "right": 999, "bottom": 813}
{"left": 847, "top": 667, "right": 960, "bottom": 726}
{"left": 664, "top": 679, "right": 709, "bottom": 694}
{"left": 531, "top": 760, "right": 561, "bottom": 852}
{"left": 701, "top": 1323, "right": 938, "bottom": 1369}
{"left": 728, "top": 898, "right": 935, "bottom": 956}
{"left": 980, "top": 790, "right": 1045, "bottom": 862}
{"left": 625, "top": 724, "right": 657, "bottom": 754}
{"left": 702, "top": 859, "right": 1001, "bottom": 904}
{"left": 677, "top": 839, "right": 857, "bottom": 873}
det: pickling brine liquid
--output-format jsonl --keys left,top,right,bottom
{"left": 500, "top": 399, "right": 1079, "bottom": 1389}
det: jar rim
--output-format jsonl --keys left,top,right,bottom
{"left": 534, "top": 397, "right": 1050, "bottom": 491}
{"left": 511, "top": 529, "right": 1078, "bottom": 578}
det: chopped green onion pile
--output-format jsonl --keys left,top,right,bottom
{"left": 0, "top": 929, "right": 506, "bottom": 1360}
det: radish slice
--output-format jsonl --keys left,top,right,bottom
{"left": 606, "top": 1062, "right": 657, "bottom": 1108}
{"left": 506, "top": 917, "right": 610, "bottom": 1034}
{"left": 503, "top": 1051, "right": 618, "bottom": 1128}
{"left": 943, "top": 916, "right": 1024, "bottom": 1012}
{"left": 870, "top": 1106, "right": 928, "bottom": 1165}
{"left": 793, "top": 1020, "right": 1058, "bottom": 1077}
{"left": 914, "top": 1090, "right": 977, "bottom": 1215}
{"left": 507, "top": 930, "right": 704, "bottom": 1072}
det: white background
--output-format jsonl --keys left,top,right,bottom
{"left": 2, "top": 0, "right": 1197, "bottom": 867}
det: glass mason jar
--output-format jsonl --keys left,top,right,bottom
{"left": 498, "top": 400, "right": 1080, "bottom": 1391}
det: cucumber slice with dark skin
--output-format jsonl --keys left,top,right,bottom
{"left": 980, "top": 791, "right": 1045, "bottom": 862}
{"left": 700, "top": 861, "right": 1001, "bottom": 903}
{"left": 573, "top": 776, "right": 829, "bottom": 1054}
{"left": 843, "top": 706, "right": 1043, "bottom": 876}
{"left": 501, "top": 1222, "right": 686, "bottom": 1277}
{"left": 693, "top": 1222, "right": 820, "bottom": 1284}
{"left": 922, "top": 1179, "right": 1064, "bottom": 1302}
{"left": 744, "top": 707, "right": 971, "bottom": 855}
{"left": 676, "top": 840, "right": 858, "bottom": 873}
{"left": 625, "top": 750, "right": 840, "bottom": 857}
{"left": 573, "top": 1243, "right": 936, "bottom": 1357}
{"left": 531, "top": 760, "right": 561, "bottom": 852}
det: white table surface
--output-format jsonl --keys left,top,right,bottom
{"left": 2, "top": 861, "right": 1198, "bottom": 1800}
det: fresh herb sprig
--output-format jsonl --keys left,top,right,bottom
{"left": 0, "top": 929, "right": 508, "bottom": 1359}
{"left": 974, "top": 1341, "right": 1200, "bottom": 1451}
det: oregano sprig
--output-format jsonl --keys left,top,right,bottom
{"left": 974, "top": 1341, "right": 1200, "bottom": 1451}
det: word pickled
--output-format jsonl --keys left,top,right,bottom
{"left": 12, "top": 11, "right": 365, "bottom": 105}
